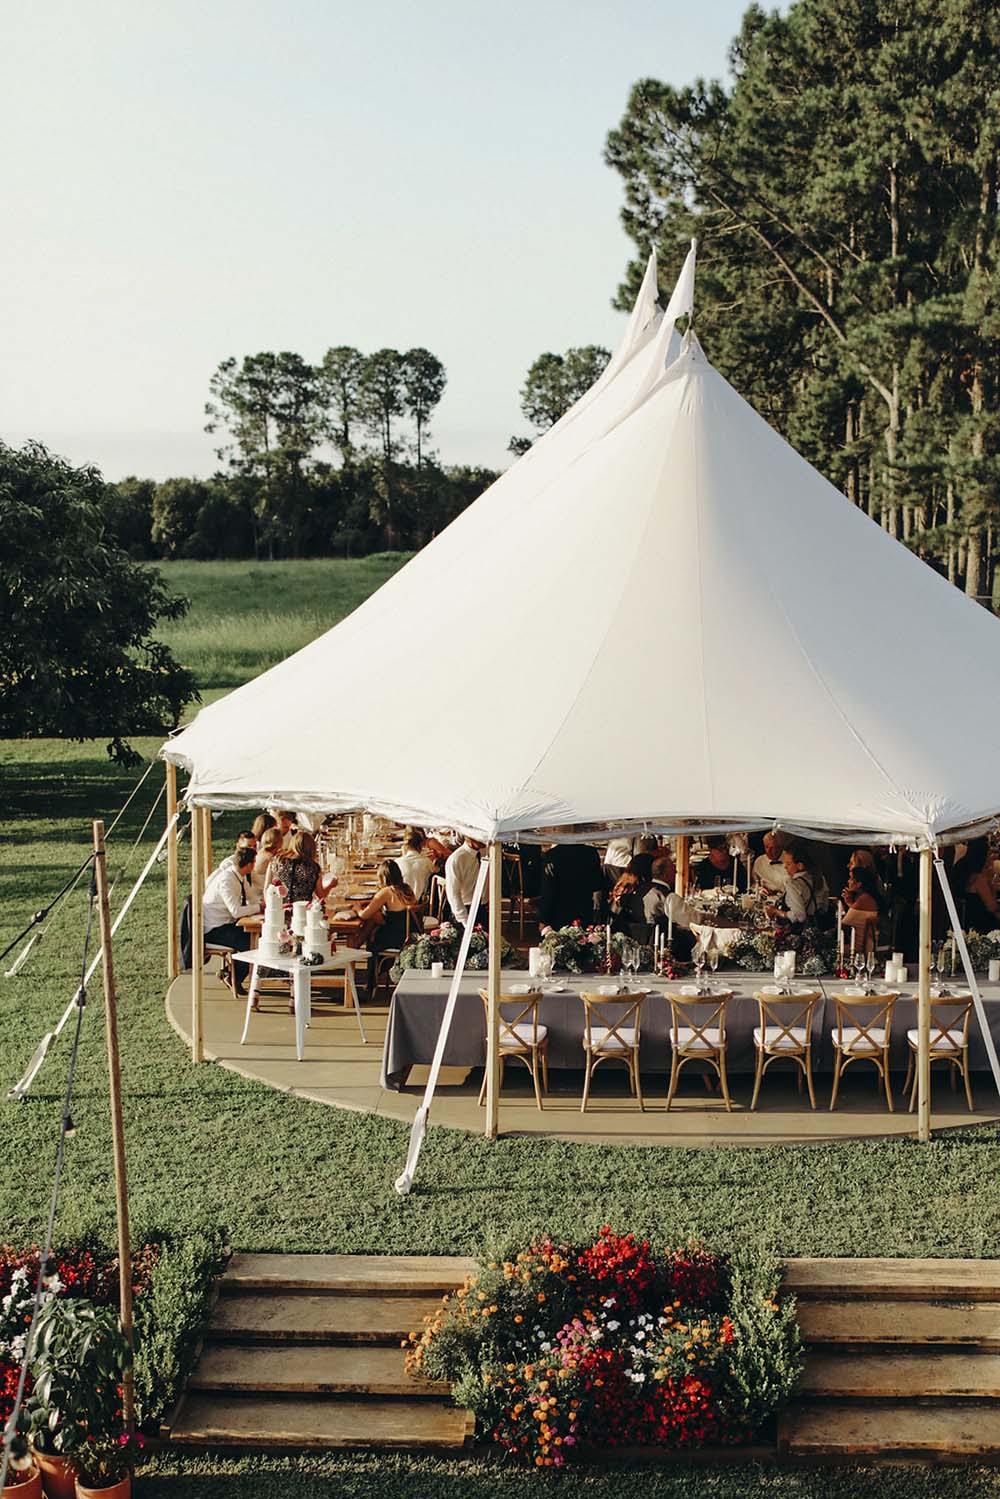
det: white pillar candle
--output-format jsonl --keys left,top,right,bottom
{"left": 606, "top": 923, "right": 612, "bottom": 956}
{"left": 950, "top": 936, "right": 957, "bottom": 976}
{"left": 989, "top": 959, "right": 1000, "bottom": 983}
{"left": 732, "top": 857, "right": 738, "bottom": 895}
{"left": 896, "top": 964, "right": 909, "bottom": 986}
{"left": 884, "top": 963, "right": 895, "bottom": 983}
{"left": 850, "top": 927, "right": 856, "bottom": 959}
{"left": 892, "top": 951, "right": 904, "bottom": 967}
{"left": 528, "top": 946, "right": 540, "bottom": 977}
{"left": 836, "top": 905, "right": 844, "bottom": 965}
{"left": 784, "top": 949, "right": 796, "bottom": 977}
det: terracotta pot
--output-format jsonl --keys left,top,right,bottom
{"left": 31, "top": 1453, "right": 75, "bottom": 1499}
{"left": 3, "top": 1465, "right": 44, "bottom": 1498}
{"left": 73, "top": 1480, "right": 130, "bottom": 1499}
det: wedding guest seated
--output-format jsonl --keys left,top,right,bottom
{"left": 609, "top": 857, "right": 650, "bottom": 938}
{"left": 752, "top": 832, "right": 789, "bottom": 893}
{"left": 841, "top": 864, "right": 880, "bottom": 954}
{"left": 765, "top": 842, "right": 830, "bottom": 926}
{"left": 397, "top": 828, "right": 434, "bottom": 901}
{"left": 218, "top": 831, "right": 257, "bottom": 877}
{"left": 692, "top": 837, "right": 745, "bottom": 891}
{"left": 252, "top": 812, "right": 277, "bottom": 840}
{"left": 203, "top": 846, "right": 261, "bottom": 988}
{"left": 251, "top": 826, "right": 284, "bottom": 895}
{"left": 538, "top": 842, "right": 604, "bottom": 931}
{"left": 269, "top": 830, "right": 336, "bottom": 904}
{"left": 844, "top": 848, "right": 888, "bottom": 910}
{"left": 643, "top": 856, "right": 696, "bottom": 959}
{"left": 274, "top": 810, "right": 298, "bottom": 849}
{"left": 629, "top": 835, "right": 660, "bottom": 884}
{"left": 951, "top": 837, "right": 1000, "bottom": 934}
{"left": 444, "top": 836, "right": 488, "bottom": 924}
{"left": 353, "top": 859, "right": 421, "bottom": 993}
{"left": 425, "top": 828, "right": 458, "bottom": 864}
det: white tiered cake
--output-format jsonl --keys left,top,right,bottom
{"left": 258, "top": 886, "right": 286, "bottom": 960}
{"left": 303, "top": 902, "right": 328, "bottom": 958}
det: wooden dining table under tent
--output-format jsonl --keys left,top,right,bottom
{"left": 160, "top": 241, "right": 1000, "bottom": 1189}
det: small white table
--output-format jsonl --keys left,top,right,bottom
{"left": 233, "top": 946, "right": 369, "bottom": 1059}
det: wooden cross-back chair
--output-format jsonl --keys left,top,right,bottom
{"left": 578, "top": 992, "right": 648, "bottom": 1113}
{"left": 750, "top": 991, "right": 821, "bottom": 1111}
{"left": 502, "top": 850, "right": 526, "bottom": 941}
{"left": 829, "top": 993, "right": 898, "bottom": 1112}
{"left": 478, "top": 989, "right": 549, "bottom": 1110}
{"left": 664, "top": 994, "right": 732, "bottom": 1112}
{"left": 903, "top": 998, "right": 975, "bottom": 1113}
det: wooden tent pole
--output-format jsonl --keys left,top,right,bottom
{"left": 204, "top": 806, "right": 213, "bottom": 873}
{"left": 191, "top": 808, "right": 205, "bottom": 1063}
{"left": 674, "top": 836, "right": 690, "bottom": 895}
{"left": 92, "top": 820, "right": 135, "bottom": 1431}
{"left": 917, "top": 847, "right": 932, "bottom": 1142}
{"left": 165, "top": 762, "right": 179, "bottom": 980}
{"left": 485, "top": 843, "right": 503, "bottom": 1139}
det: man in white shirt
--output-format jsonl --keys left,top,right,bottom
{"left": 397, "top": 829, "right": 434, "bottom": 901}
{"left": 752, "top": 832, "right": 790, "bottom": 894}
{"left": 642, "top": 857, "right": 696, "bottom": 959}
{"left": 603, "top": 836, "right": 634, "bottom": 884}
{"left": 445, "top": 837, "right": 488, "bottom": 924}
{"left": 203, "top": 846, "right": 262, "bottom": 956}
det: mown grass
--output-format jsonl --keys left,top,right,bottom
{"left": 4, "top": 559, "right": 1000, "bottom": 1494}
{"left": 154, "top": 555, "right": 410, "bottom": 691}
{"left": 137, "top": 1451, "right": 1000, "bottom": 1498}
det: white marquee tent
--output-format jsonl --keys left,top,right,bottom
{"left": 162, "top": 246, "right": 1000, "bottom": 1158}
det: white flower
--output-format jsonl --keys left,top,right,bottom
{"left": 589, "top": 1327, "right": 601, "bottom": 1340}
{"left": 606, "top": 1320, "right": 620, "bottom": 1332}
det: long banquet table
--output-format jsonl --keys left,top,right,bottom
{"left": 380, "top": 970, "right": 1000, "bottom": 1090}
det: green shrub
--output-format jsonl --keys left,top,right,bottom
{"left": 132, "top": 1228, "right": 226, "bottom": 1429}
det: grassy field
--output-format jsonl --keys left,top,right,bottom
{"left": 3, "top": 558, "right": 1000, "bottom": 1494}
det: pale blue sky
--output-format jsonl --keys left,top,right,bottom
{"left": 2, "top": 0, "right": 751, "bottom": 479}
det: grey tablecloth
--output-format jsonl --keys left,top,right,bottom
{"left": 380, "top": 971, "right": 1000, "bottom": 1089}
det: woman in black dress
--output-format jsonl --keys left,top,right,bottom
{"left": 354, "top": 859, "right": 421, "bottom": 994}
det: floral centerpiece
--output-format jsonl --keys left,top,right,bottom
{"left": 540, "top": 924, "right": 654, "bottom": 974}
{"left": 394, "top": 922, "right": 518, "bottom": 980}
{"left": 404, "top": 1229, "right": 801, "bottom": 1464}
{"left": 728, "top": 921, "right": 837, "bottom": 977}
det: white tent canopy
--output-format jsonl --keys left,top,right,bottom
{"left": 164, "top": 254, "right": 1000, "bottom": 850}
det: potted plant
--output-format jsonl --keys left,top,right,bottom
{"left": 25, "top": 1300, "right": 130, "bottom": 1499}
{"left": 2, "top": 1438, "right": 43, "bottom": 1497}
{"left": 68, "top": 1435, "right": 144, "bottom": 1499}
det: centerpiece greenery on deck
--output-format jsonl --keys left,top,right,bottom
{"left": 404, "top": 1231, "right": 801, "bottom": 1464}
{"left": 393, "top": 922, "right": 517, "bottom": 980}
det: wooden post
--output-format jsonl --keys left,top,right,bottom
{"left": 191, "top": 808, "right": 205, "bottom": 1063}
{"left": 484, "top": 842, "right": 503, "bottom": 1140}
{"left": 92, "top": 820, "right": 135, "bottom": 1432}
{"left": 917, "top": 847, "right": 933, "bottom": 1142}
{"left": 674, "top": 836, "right": 690, "bottom": 895}
{"left": 204, "top": 806, "right": 213, "bottom": 873}
{"left": 165, "top": 762, "right": 179, "bottom": 980}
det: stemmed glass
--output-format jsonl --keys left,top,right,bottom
{"left": 693, "top": 940, "right": 707, "bottom": 994}
{"left": 853, "top": 951, "right": 867, "bottom": 993}
{"left": 708, "top": 944, "right": 721, "bottom": 992}
{"left": 865, "top": 950, "right": 877, "bottom": 994}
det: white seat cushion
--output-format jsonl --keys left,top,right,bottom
{"left": 906, "top": 1027, "right": 962, "bottom": 1052}
{"left": 754, "top": 1025, "right": 808, "bottom": 1051}
{"left": 834, "top": 1025, "right": 887, "bottom": 1053}
{"left": 501, "top": 1023, "right": 547, "bottom": 1047}
{"left": 674, "top": 1026, "right": 722, "bottom": 1052}
{"left": 585, "top": 1025, "right": 638, "bottom": 1052}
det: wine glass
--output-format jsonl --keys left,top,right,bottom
{"left": 853, "top": 951, "right": 867, "bottom": 992}
{"left": 708, "top": 944, "right": 721, "bottom": 990}
{"left": 865, "top": 950, "right": 877, "bottom": 993}
{"left": 694, "top": 940, "right": 707, "bottom": 994}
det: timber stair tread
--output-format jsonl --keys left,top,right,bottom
{"left": 170, "top": 1393, "right": 471, "bottom": 1450}
{"left": 795, "top": 1298, "right": 1000, "bottom": 1347}
{"left": 209, "top": 1291, "right": 440, "bottom": 1344}
{"left": 784, "top": 1258, "right": 1000, "bottom": 1302}
{"left": 221, "top": 1253, "right": 475, "bottom": 1295}
{"left": 190, "top": 1343, "right": 448, "bottom": 1396}
{"left": 799, "top": 1350, "right": 1000, "bottom": 1399}
{"left": 781, "top": 1402, "right": 1000, "bottom": 1458}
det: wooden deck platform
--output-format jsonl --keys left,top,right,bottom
{"left": 165, "top": 970, "right": 1000, "bottom": 1146}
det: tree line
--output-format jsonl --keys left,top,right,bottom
{"left": 105, "top": 346, "right": 498, "bottom": 561}
{"left": 605, "top": 0, "right": 1000, "bottom": 604}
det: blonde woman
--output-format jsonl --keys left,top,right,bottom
{"left": 252, "top": 826, "right": 284, "bottom": 896}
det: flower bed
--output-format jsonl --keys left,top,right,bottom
{"left": 404, "top": 1230, "right": 802, "bottom": 1464}
{"left": 0, "top": 1231, "right": 223, "bottom": 1438}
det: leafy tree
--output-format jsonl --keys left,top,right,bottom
{"left": 103, "top": 476, "right": 157, "bottom": 558}
{"left": 205, "top": 351, "right": 323, "bottom": 557}
{"left": 360, "top": 350, "right": 409, "bottom": 545}
{"left": 604, "top": 0, "right": 1000, "bottom": 600}
{"left": 319, "top": 345, "right": 365, "bottom": 464}
{"left": 0, "top": 441, "right": 195, "bottom": 762}
{"left": 402, "top": 348, "right": 447, "bottom": 467}
{"left": 510, "top": 345, "right": 611, "bottom": 451}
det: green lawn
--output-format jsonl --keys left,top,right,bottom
{"left": 3, "top": 558, "right": 1000, "bottom": 1493}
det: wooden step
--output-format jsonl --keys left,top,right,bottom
{"left": 800, "top": 1350, "right": 1000, "bottom": 1399}
{"left": 796, "top": 1299, "right": 1000, "bottom": 1348}
{"left": 191, "top": 1344, "right": 447, "bottom": 1397}
{"left": 210, "top": 1293, "right": 439, "bottom": 1344}
{"left": 221, "top": 1253, "right": 474, "bottom": 1296}
{"left": 782, "top": 1401, "right": 1000, "bottom": 1459}
{"left": 170, "top": 1393, "right": 472, "bottom": 1450}
{"left": 785, "top": 1258, "right": 1000, "bottom": 1302}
